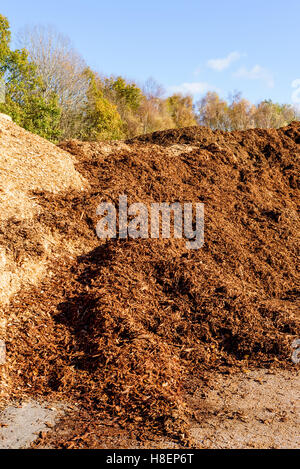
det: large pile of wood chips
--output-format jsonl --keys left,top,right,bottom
{"left": 2, "top": 122, "right": 299, "bottom": 443}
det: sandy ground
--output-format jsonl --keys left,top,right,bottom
{"left": 0, "top": 401, "right": 65, "bottom": 449}
{"left": 1, "top": 369, "right": 297, "bottom": 449}
{"left": 188, "top": 369, "right": 299, "bottom": 449}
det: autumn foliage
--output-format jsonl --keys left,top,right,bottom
{"left": 0, "top": 15, "right": 299, "bottom": 142}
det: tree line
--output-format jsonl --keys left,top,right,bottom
{"left": 0, "top": 15, "right": 299, "bottom": 142}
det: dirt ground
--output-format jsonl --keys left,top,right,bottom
{"left": 1, "top": 369, "right": 297, "bottom": 449}
{"left": 188, "top": 369, "right": 299, "bottom": 449}
{"left": 0, "top": 400, "right": 65, "bottom": 449}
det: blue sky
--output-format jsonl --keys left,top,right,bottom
{"left": 1, "top": 0, "right": 300, "bottom": 105}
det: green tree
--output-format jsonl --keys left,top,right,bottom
{"left": 103, "top": 76, "right": 144, "bottom": 137}
{"left": 80, "top": 69, "right": 124, "bottom": 141}
{"left": 0, "top": 14, "right": 61, "bottom": 141}
{"left": 0, "top": 14, "right": 10, "bottom": 63}
{"left": 104, "top": 76, "right": 142, "bottom": 112}
{"left": 17, "top": 25, "right": 90, "bottom": 139}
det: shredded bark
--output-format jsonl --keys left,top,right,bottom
{"left": 1, "top": 122, "right": 299, "bottom": 444}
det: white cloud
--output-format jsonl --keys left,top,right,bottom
{"left": 234, "top": 65, "right": 274, "bottom": 88}
{"left": 207, "top": 51, "right": 241, "bottom": 71}
{"left": 291, "top": 79, "right": 300, "bottom": 104}
{"left": 168, "top": 82, "right": 220, "bottom": 96}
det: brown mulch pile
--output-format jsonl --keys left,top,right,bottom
{"left": 3, "top": 122, "right": 300, "bottom": 444}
